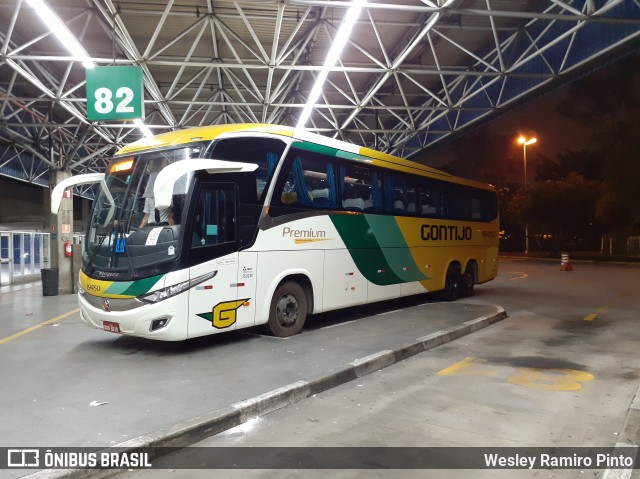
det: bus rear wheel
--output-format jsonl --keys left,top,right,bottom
{"left": 459, "top": 269, "right": 475, "bottom": 297}
{"left": 440, "top": 266, "right": 461, "bottom": 302}
{"left": 268, "top": 281, "right": 308, "bottom": 337}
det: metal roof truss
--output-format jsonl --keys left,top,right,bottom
{"left": 0, "top": 0, "right": 638, "bottom": 194}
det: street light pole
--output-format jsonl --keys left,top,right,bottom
{"left": 517, "top": 136, "right": 537, "bottom": 255}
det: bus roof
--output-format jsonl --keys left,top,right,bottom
{"left": 116, "top": 124, "right": 494, "bottom": 191}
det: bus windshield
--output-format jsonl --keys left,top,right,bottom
{"left": 83, "top": 145, "right": 202, "bottom": 279}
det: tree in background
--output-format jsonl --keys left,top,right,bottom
{"left": 556, "top": 52, "right": 640, "bottom": 249}
{"left": 429, "top": 53, "right": 638, "bottom": 254}
{"left": 507, "top": 53, "right": 638, "bottom": 254}
{"left": 511, "top": 173, "right": 602, "bottom": 255}
{"left": 535, "top": 149, "right": 604, "bottom": 182}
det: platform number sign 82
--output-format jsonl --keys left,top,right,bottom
{"left": 93, "top": 87, "right": 135, "bottom": 115}
{"left": 86, "top": 66, "right": 144, "bottom": 121}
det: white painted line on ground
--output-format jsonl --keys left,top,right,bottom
{"left": 321, "top": 319, "right": 358, "bottom": 330}
{"left": 376, "top": 309, "right": 404, "bottom": 316}
{"left": 237, "top": 332, "right": 290, "bottom": 340}
{"left": 630, "top": 385, "right": 640, "bottom": 410}
{"left": 600, "top": 443, "right": 637, "bottom": 479}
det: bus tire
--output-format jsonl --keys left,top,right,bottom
{"left": 267, "top": 281, "right": 308, "bottom": 337}
{"left": 459, "top": 268, "right": 475, "bottom": 297}
{"left": 440, "top": 265, "right": 461, "bottom": 301}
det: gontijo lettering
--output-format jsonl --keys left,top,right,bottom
{"left": 421, "top": 224, "right": 472, "bottom": 241}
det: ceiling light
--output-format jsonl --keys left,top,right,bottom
{"left": 296, "top": 0, "right": 367, "bottom": 129}
{"left": 26, "top": 0, "right": 95, "bottom": 69}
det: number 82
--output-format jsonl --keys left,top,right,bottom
{"left": 93, "top": 87, "right": 135, "bottom": 114}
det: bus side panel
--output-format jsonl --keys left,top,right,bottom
{"left": 481, "top": 246, "right": 499, "bottom": 283}
{"left": 237, "top": 251, "right": 258, "bottom": 328}
{"left": 254, "top": 250, "right": 325, "bottom": 325}
{"left": 367, "top": 279, "right": 401, "bottom": 303}
{"left": 187, "top": 253, "right": 239, "bottom": 339}
{"left": 394, "top": 217, "right": 499, "bottom": 290}
{"left": 323, "top": 249, "right": 367, "bottom": 311}
{"left": 400, "top": 279, "right": 428, "bottom": 296}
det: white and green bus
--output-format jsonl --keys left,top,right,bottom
{"left": 51, "top": 124, "right": 498, "bottom": 341}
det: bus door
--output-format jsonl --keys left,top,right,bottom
{"left": 187, "top": 183, "right": 243, "bottom": 338}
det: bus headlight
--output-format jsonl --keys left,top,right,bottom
{"left": 136, "top": 270, "right": 218, "bottom": 304}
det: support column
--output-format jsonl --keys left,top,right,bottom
{"left": 42, "top": 186, "right": 51, "bottom": 231}
{"left": 50, "top": 169, "right": 74, "bottom": 294}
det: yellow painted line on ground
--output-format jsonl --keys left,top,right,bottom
{"left": 583, "top": 306, "right": 608, "bottom": 322}
{"left": 437, "top": 356, "right": 476, "bottom": 375}
{"left": 439, "top": 357, "right": 595, "bottom": 391}
{"left": 437, "top": 357, "right": 497, "bottom": 377}
{"left": 506, "top": 272, "right": 528, "bottom": 280}
{"left": 0, "top": 308, "right": 80, "bottom": 345}
{"left": 507, "top": 368, "right": 594, "bottom": 391}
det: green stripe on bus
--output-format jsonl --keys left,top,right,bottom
{"left": 379, "top": 247, "right": 428, "bottom": 282}
{"left": 364, "top": 215, "right": 407, "bottom": 247}
{"left": 104, "top": 282, "right": 133, "bottom": 295}
{"left": 291, "top": 141, "right": 370, "bottom": 163}
{"left": 292, "top": 141, "right": 339, "bottom": 157}
{"left": 364, "top": 216, "right": 428, "bottom": 282}
{"left": 330, "top": 214, "right": 403, "bottom": 286}
{"left": 335, "top": 150, "right": 371, "bottom": 162}
{"left": 116, "top": 274, "right": 164, "bottom": 297}
{"left": 331, "top": 214, "right": 378, "bottom": 248}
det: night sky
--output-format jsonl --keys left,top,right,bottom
{"left": 415, "top": 44, "right": 635, "bottom": 183}
{"left": 422, "top": 85, "right": 594, "bottom": 173}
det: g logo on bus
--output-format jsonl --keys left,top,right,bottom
{"left": 197, "top": 299, "right": 250, "bottom": 329}
{"left": 102, "top": 299, "right": 110, "bottom": 312}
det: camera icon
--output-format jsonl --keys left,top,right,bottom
{"left": 7, "top": 449, "right": 40, "bottom": 467}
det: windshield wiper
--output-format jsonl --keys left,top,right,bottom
{"left": 86, "top": 225, "right": 113, "bottom": 275}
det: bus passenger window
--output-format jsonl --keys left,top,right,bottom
{"left": 256, "top": 151, "right": 279, "bottom": 202}
{"left": 341, "top": 164, "right": 381, "bottom": 212}
{"left": 406, "top": 182, "right": 417, "bottom": 214}
{"left": 446, "top": 185, "right": 470, "bottom": 220}
{"left": 205, "top": 138, "right": 286, "bottom": 205}
{"left": 470, "top": 196, "right": 483, "bottom": 220}
{"left": 274, "top": 150, "right": 337, "bottom": 209}
{"left": 419, "top": 180, "right": 441, "bottom": 217}
{"left": 383, "top": 173, "right": 406, "bottom": 214}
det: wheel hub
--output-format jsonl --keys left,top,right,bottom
{"left": 276, "top": 293, "right": 299, "bottom": 326}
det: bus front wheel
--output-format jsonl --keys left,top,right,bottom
{"left": 268, "top": 281, "right": 308, "bottom": 337}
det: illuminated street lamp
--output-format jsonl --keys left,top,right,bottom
{"left": 517, "top": 136, "right": 537, "bottom": 254}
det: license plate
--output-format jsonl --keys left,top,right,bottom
{"left": 103, "top": 321, "right": 120, "bottom": 333}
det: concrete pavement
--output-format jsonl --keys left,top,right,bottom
{"left": 1, "top": 281, "right": 504, "bottom": 479}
